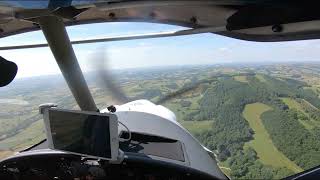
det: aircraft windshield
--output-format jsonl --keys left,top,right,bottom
{"left": 0, "top": 22, "right": 320, "bottom": 179}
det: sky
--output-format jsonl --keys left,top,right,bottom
{"left": 0, "top": 22, "right": 320, "bottom": 78}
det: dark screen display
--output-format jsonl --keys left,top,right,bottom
{"left": 48, "top": 110, "right": 111, "bottom": 159}
{"left": 120, "top": 132, "right": 185, "bottom": 161}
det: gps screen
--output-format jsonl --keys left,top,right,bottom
{"left": 47, "top": 110, "right": 111, "bottom": 159}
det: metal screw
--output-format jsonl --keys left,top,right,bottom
{"left": 109, "top": 12, "right": 115, "bottom": 19}
{"left": 190, "top": 16, "right": 197, "bottom": 24}
{"left": 150, "top": 12, "right": 156, "bottom": 18}
{"left": 272, "top": 24, "right": 283, "bottom": 33}
{"left": 107, "top": 105, "right": 116, "bottom": 113}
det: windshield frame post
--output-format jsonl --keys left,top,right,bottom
{"left": 38, "top": 15, "right": 98, "bottom": 112}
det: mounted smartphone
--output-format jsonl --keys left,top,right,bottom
{"left": 43, "top": 108, "right": 119, "bottom": 161}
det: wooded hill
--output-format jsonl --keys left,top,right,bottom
{"left": 195, "top": 74, "right": 320, "bottom": 179}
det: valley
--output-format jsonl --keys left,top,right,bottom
{"left": 0, "top": 62, "right": 320, "bottom": 179}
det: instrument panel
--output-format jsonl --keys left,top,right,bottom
{"left": 0, "top": 153, "right": 216, "bottom": 180}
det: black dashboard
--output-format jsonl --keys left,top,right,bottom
{"left": 0, "top": 134, "right": 220, "bottom": 180}
{"left": 0, "top": 152, "right": 217, "bottom": 180}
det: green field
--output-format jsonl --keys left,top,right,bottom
{"left": 281, "top": 98, "right": 303, "bottom": 111}
{"left": 233, "top": 75, "right": 248, "bottom": 83}
{"left": 243, "top": 103, "right": 303, "bottom": 173}
{"left": 163, "top": 90, "right": 203, "bottom": 122}
{"left": 280, "top": 98, "right": 312, "bottom": 129}
{"left": 180, "top": 120, "right": 213, "bottom": 134}
{"left": 281, "top": 97, "right": 320, "bottom": 130}
{"left": 255, "top": 74, "right": 267, "bottom": 82}
{"left": 0, "top": 120, "right": 45, "bottom": 151}
{"left": 304, "top": 86, "right": 320, "bottom": 97}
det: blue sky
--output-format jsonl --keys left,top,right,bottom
{"left": 0, "top": 22, "right": 320, "bottom": 78}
